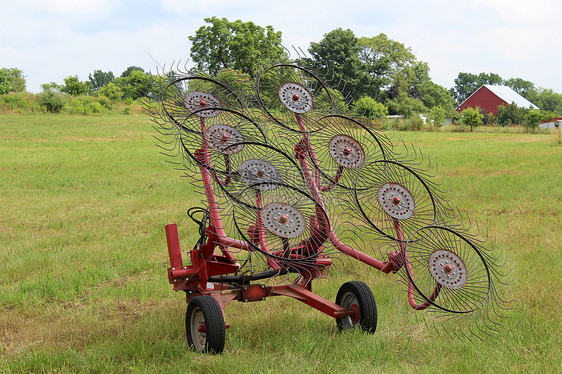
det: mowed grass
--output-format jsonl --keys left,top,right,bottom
{"left": 0, "top": 114, "right": 560, "bottom": 373}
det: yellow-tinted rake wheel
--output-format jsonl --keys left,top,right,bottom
{"left": 335, "top": 281, "right": 377, "bottom": 334}
{"left": 186, "top": 296, "right": 226, "bottom": 354}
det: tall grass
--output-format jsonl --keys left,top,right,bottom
{"left": 0, "top": 114, "right": 560, "bottom": 373}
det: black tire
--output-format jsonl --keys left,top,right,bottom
{"left": 335, "top": 281, "right": 377, "bottom": 334}
{"left": 185, "top": 296, "right": 226, "bottom": 354}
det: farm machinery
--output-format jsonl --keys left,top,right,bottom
{"left": 147, "top": 55, "right": 507, "bottom": 353}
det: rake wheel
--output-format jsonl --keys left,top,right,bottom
{"left": 353, "top": 160, "right": 438, "bottom": 241}
{"left": 205, "top": 124, "right": 245, "bottom": 154}
{"left": 231, "top": 183, "right": 330, "bottom": 265}
{"left": 256, "top": 63, "right": 336, "bottom": 133}
{"left": 174, "top": 110, "right": 267, "bottom": 180}
{"left": 306, "top": 114, "right": 392, "bottom": 190}
{"left": 213, "top": 142, "right": 306, "bottom": 204}
{"left": 403, "top": 226, "right": 492, "bottom": 314}
{"left": 239, "top": 159, "right": 283, "bottom": 191}
{"left": 278, "top": 82, "right": 314, "bottom": 114}
{"left": 159, "top": 75, "right": 245, "bottom": 134}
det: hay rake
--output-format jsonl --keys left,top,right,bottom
{"left": 147, "top": 56, "right": 507, "bottom": 353}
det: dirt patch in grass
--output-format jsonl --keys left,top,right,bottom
{"left": 0, "top": 297, "right": 173, "bottom": 357}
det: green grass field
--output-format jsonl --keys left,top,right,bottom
{"left": 1, "top": 114, "right": 560, "bottom": 373}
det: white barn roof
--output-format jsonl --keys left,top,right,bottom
{"left": 483, "top": 85, "right": 539, "bottom": 109}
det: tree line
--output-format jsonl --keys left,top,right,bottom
{"left": 0, "top": 66, "right": 164, "bottom": 114}
{"left": 1, "top": 16, "right": 561, "bottom": 126}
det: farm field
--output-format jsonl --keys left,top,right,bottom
{"left": 0, "top": 114, "right": 560, "bottom": 373}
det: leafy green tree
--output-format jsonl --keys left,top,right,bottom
{"left": 354, "top": 96, "right": 388, "bottom": 119}
{"left": 428, "top": 105, "right": 446, "bottom": 127}
{"left": 496, "top": 105, "right": 508, "bottom": 126}
{"left": 99, "top": 82, "right": 123, "bottom": 101}
{"left": 541, "top": 110, "right": 558, "bottom": 124}
{"left": 357, "top": 33, "right": 416, "bottom": 100}
{"left": 451, "top": 110, "right": 462, "bottom": 125}
{"left": 41, "top": 82, "right": 62, "bottom": 92}
{"left": 61, "top": 75, "right": 88, "bottom": 96}
{"left": 89, "top": 70, "right": 115, "bottom": 91}
{"left": 529, "top": 88, "right": 562, "bottom": 113}
{"left": 215, "top": 67, "right": 253, "bottom": 97}
{"left": 309, "top": 28, "right": 367, "bottom": 100}
{"left": 0, "top": 68, "right": 26, "bottom": 94}
{"left": 461, "top": 107, "right": 483, "bottom": 131}
{"left": 121, "top": 66, "right": 144, "bottom": 78}
{"left": 496, "top": 103, "right": 526, "bottom": 126}
{"left": 386, "top": 92, "right": 426, "bottom": 118}
{"left": 411, "top": 61, "right": 431, "bottom": 86}
{"left": 524, "top": 108, "right": 542, "bottom": 131}
{"left": 115, "top": 70, "right": 150, "bottom": 100}
{"left": 318, "top": 87, "right": 348, "bottom": 113}
{"left": 189, "top": 17, "right": 282, "bottom": 76}
{"left": 417, "top": 80, "right": 455, "bottom": 113}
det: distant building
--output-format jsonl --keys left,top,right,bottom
{"left": 456, "top": 85, "right": 539, "bottom": 116}
{"left": 539, "top": 117, "right": 561, "bottom": 129}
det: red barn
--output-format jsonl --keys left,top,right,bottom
{"left": 456, "top": 85, "right": 539, "bottom": 116}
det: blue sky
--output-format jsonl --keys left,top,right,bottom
{"left": 2, "top": 0, "right": 560, "bottom": 93}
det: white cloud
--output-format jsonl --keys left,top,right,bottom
{"left": 27, "top": 0, "right": 113, "bottom": 15}
{"left": 472, "top": 0, "right": 561, "bottom": 24}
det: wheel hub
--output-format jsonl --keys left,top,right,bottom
{"left": 260, "top": 202, "right": 306, "bottom": 238}
{"left": 205, "top": 124, "right": 244, "bottom": 154}
{"left": 239, "top": 159, "right": 282, "bottom": 190}
{"left": 184, "top": 91, "right": 221, "bottom": 117}
{"left": 377, "top": 183, "right": 415, "bottom": 219}
{"left": 428, "top": 249, "right": 468, "bottom": 289}
{"left": 350, "top": 303, "right": 360, "bottom": 324}
{"left": 329, "top": 135, "right": 365, "bottom": 169}
{"left": 278, "top": 83, "right": 313, "bottom": 113}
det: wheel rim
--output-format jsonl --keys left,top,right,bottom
{"left": 278, "top": 82, "right": 313, "bottom": 113}
{"left": 190, "top": 306, "right": 206, "bottom": 351}
{"left": 260, "top": 202, "right": 307, "bottom": 238}
{"left": 339, "top": 291, "right": 360, "bottom": 329}
{"left": 328, "top": 134, "right": 365, "bottom": 169}
{"left": 184, "top": 91, "right": 221, "bottom": 117}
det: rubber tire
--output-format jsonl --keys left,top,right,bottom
{"left": 335, "top": 281, "right": 377, "bottom": 334}
{"left": 186, "top": 296, "right": 226, "bottom": 354}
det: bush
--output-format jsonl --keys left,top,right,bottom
{"left": 354, "top": 96, "right": 388, "bottom": 119}
{"left": 66, "top": 95, "right": 108, "bottom": 115}
{"left": 1, "top": 92, "right": 41, "bottom": 113}
{"left": 388, "top": 117, "right": 423, "bottom": 131}
{"left": 89, "top": 101, "right": 105, "bottom": 114}
{"left": 524, "top": 109, "right": 542, "bottom": 132}
{"left": 99, "top": 82, "right": 123, "bottom": 102}
{"left": 37, "top": 90, "right": 66, "bottom": 113}
{"left": 96, "top": 95, "right": 113, "bottom": 110}
{"left": 479, "top": 108, "right": 495, "bottom": 126}
{"left": 497, "top": 103, "right": 526, "bottom": 126}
